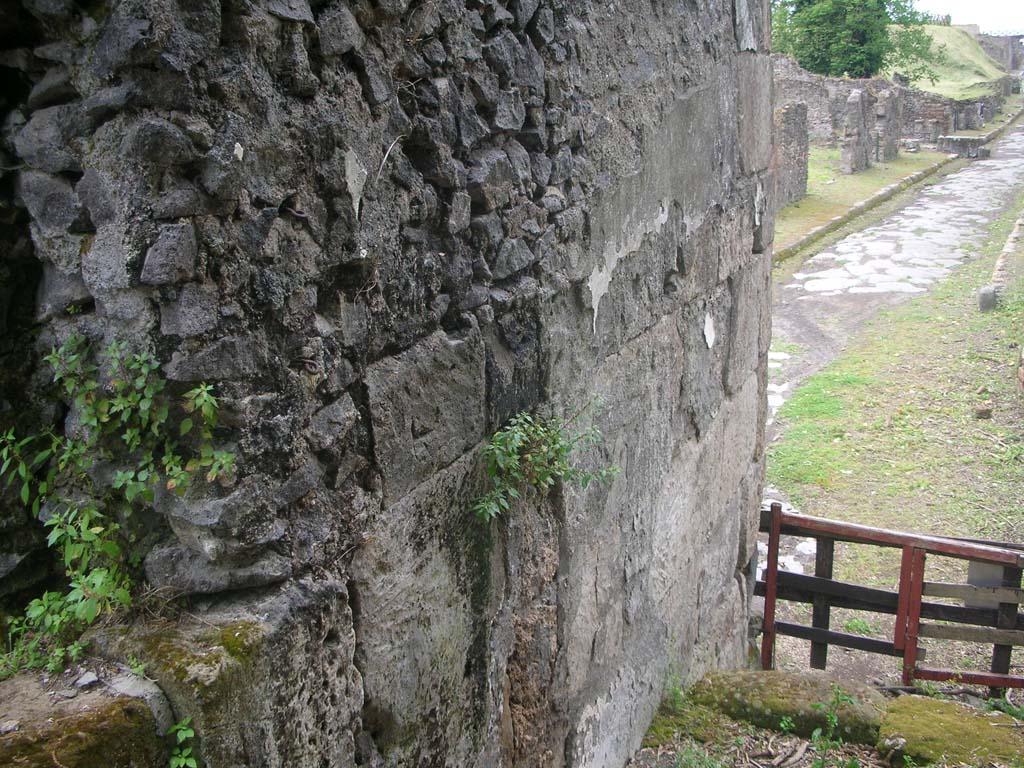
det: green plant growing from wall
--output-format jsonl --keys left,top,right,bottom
{"left": 168, "top": 716, "right": 198, "bottom": 768}
{"left": 0, "top": 334, "right": 234, "bottom": 678}
{"left": 472, "top": 401, "right": 619, "bottom": 523}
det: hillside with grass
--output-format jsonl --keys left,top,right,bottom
{"left": 905, "top": 25, "right": 1010, "bottom": 100}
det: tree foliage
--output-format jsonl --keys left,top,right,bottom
{"left": 772, "top": 0, "right": 943, "bottom": 81}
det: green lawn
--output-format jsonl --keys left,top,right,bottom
{"left": 905, "top": 25, "right": 1009, "bottom": 101}
{"left": 774, "top": 146, "right": 947, "bottom": 252}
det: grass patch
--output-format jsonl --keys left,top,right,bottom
{"left": 774, "top": 145, "right": 946, "bottom": 252}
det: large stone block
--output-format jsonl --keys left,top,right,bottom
{"left": 366, "top": 329, "right": 485, "bottom": 501}
{"left": 737, "top": 53, "right": 773, "bottom": 174}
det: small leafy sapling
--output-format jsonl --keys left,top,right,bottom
{"left": 473, "top": 400, "right": 619, "bottom": 523}
{"left": 168, "top": 716, "right": 198, "bottom": 768}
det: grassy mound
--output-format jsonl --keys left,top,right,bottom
{"left": 907, "top": 25, "right": 1009, "bottom": 101}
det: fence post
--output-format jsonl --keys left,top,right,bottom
{"left": 902, "top": 548, "right": 926, "bottom": 686}
{"left": 990, "top": 565, "right": 1023, "bottom": 697}
{"left": 810, "top": 537, "right": 835, "bottom": 669}
{"left": 894, "top": 546, "right": 913, "bottom": 653}
{"left": 761, "top": 502, "right": 783, "bottom": 670}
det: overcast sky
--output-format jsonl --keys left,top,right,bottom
{"left": 917, "top": 0, "right": 1024, "bottom": 34}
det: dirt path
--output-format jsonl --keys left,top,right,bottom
{"left": 768, "top": 121, "right": 1024, "bottom": 437}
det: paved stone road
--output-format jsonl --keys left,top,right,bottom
{"left": 769, "top": 121, "right": 1024, "bottom": 429}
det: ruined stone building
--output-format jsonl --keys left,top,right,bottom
{"left": 0, "top": 1, "right": 773, "bottom": 765}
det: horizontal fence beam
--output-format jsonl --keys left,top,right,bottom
{"left": 754, "top": 573, "right": 1022, "bottom": 630}
{"left": 922, "top": 581, "right": 1024, "bottom": 605}
{"left": 918, "top": 622, "right": 1024, "bottom": 646}
{"left": 775, "top": 621, "right": 902, "bottom": 656}
{"left": 914, "top": 667, "right": 1024, "bottom": 689}
{"left": 758, "top": 509, "right": 1024, "bottom": 567}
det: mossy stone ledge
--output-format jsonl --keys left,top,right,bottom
{"left": 689, "top": 669, "right": 886, "bottom": 745}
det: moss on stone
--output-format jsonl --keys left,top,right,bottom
{"left": 878, "top": 695, "right": 1024, "bottom": 765}
{"left": 205, "top": 621, "right": 262, "bottom": 662}
{"left": 689, "top": 670, "right": 886, "bottom": 745}
{"left": 642, "top": 698, "right": 736, "bottom": 749}
{"left": 139, "top": 628, "right": 216, "bottom": 686}
{"left": 0, "top": 697, "right": 164, "bottom": 767}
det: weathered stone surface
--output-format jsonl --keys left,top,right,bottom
{"left": 737, "top": 52, "right": 772, "bottom": 174}
{"left": 492, "top": 237, "right": 535, "bottom": 280}
{"left": 0, "top": 676, "right": 164, "bottom": 768}
{"left": 771, "top": 103, "right": 808, "bottom": 210}
{"left": 318, "top": 4, "right": 364, "bottom": 56}
{"left": 159, "top": 283, "right": 219, "bottom": 337}
{"left": 366, "top": 329, "right": 485, "bottom": 500}
{"left": 145, "top": 545, "right": 293, "bottom": 593}
{"left": 17, "top": 170, "right": 84, "bottom": 236}
{"left": 840, "top": 90, "right": 872, "bottom": 174}
{"left": 164, "top": 335, "right": 264, "bottom": 381}
{"left": 92, "top": 580, "right": 363, "bottom": 767}
{"left": 35, "top": 262, "right": 90, "bottom": 320}
{"left": 140, "top": 223, "right": 198, "bottom": 286}
{"left": 307, "top": 393, "right": 358, "bottom": 451}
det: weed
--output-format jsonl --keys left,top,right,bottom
{"left": 472, "top": 400, "right": 618, "bottom": 523}
{"left": 168, "top": 716, "right": 198, "bottom": 768}
{"left": 915, "top": 680, "right": 944, "bottom": 699}
{"left": 842, "top": 617, "right": 875, "bottom": 636}
{"left": 127, "top": 653, "right": 147, "bottom": 677}
{"left": 673, "top": 745, "right": 728, "bottom": 768}
{"left": 779, "top": 715, "right": 796, "bottom": 734}
{"left": 985, "top": 697, "right": 1024, "bottom": 721}
{"left": 810, "top": 685, "right": 861, "bottom": 768}
{"left": 0, "top": 335, "right": 234, "bottom": 677}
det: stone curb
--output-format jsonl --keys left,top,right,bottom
{"left": 776, "top": 105, "right": 1024, "bottom": 263}
{"left": 979, "top": 210, "right": 1024, "bottom": 311}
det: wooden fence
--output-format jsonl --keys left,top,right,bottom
{"left": 756, "top": 502, "right": 1024, "bottom": 692}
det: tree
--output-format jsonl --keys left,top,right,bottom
{"left": 772, "top": 0, "right": 942, "bottom": 81}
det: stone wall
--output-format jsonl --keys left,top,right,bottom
{"left": 978, "top": 34, "right": 1024, "bottom": 73}
{"left": 772, "top": 55, "right": 840, "bottom": 141}
{"left": 0, "top": 1, "right": 772, "bottom": 767}
{"left": 774, "top": 54, "right": 1012, "bottom": 154}
{"left": 771, "top": 103, "right": 808, "bottom": 208}
{"left": 771, "top": 54, "right": 902, "bottom": 171}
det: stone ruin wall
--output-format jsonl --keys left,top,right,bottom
{"left": 977, "top": 34, "right": 1023, "bottom": 74}
{"left": 771, "top": 55, "right": 902, "bottom": 174}
{"left": 772, "top": 53, "right": 1017, "bottom": 163}
{"left": 771, "top": 103, "right": 808, "bottom": 208}
{"left": 0, "top": 1, "right": 773, "bottom": 766}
